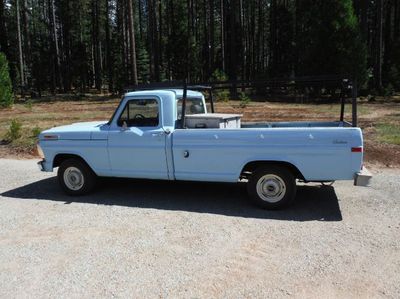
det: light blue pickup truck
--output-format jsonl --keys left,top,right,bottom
{"left": 37, "top": 88, "right": 370, "bottom": 209}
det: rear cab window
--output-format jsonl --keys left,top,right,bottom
{"left": 177, "top": 97, "right": 206, "bottom": 121}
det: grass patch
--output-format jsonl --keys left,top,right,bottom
{"left": 311, "top": 104, "right": 370, "bottom": 116}
{"left": 0, "top": 98, "right": 119, "bottom": 156}
{"left": 376, "top": 123, "right": 400, "bottom": 145}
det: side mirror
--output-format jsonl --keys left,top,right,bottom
{"left": 121, "top": 121, "right": 128, "bottom": 131}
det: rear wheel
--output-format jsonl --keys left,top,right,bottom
{"left": 58, "top": 158, "right": 96, "bottom": 195}
{"left": 247, "top": 165, "right": 296, "bottom": 209}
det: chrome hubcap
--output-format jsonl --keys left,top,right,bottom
{"left": 256, "top": 174, "right": 286, "bottom": 203}
{"left": 63, "top": 167, "right": 84, "bottom": 191}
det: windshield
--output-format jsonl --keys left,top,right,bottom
{"left": 107, "top": 96, "right": 125, "bottom": 125}
{"left": 177, "top": 97, "right": 205, "bottom": 120}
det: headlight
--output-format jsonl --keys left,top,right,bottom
{"left": 36, "top": 143, "right": 45, "bottom": 159}
{"left": 43, "top": 134, "right": 59, "bottom": 140}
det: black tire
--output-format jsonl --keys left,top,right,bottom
{"left": 57, "top": 158, "right": 96, "bottom": 196}
{"left": 247, "top": 165, "right": 296, "bottom": 209}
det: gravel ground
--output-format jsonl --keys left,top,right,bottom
{"left": 0, "top": 159, "right": 399, "bottom": 298}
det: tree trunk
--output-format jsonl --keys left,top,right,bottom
{"left": 255, "top": 0, "right": 262, "bottom": 76}
{"left": 203, "top": 0, "right": 210, "bottom": 79}
{"left": 22, "top": 0, "right": 31, "bottom": 85}
{"left": 61, "top": 1, "right": 72, "bottom": 91}
{"left": 147, "top": 0, "right": 154, "bottom": 79}
{"left": 249, "top": 1, "right": 255, "bottom": 79}
{"left": 239, "top": 0, "right": 245, "bottom": 84}
{"left": 220, "top": 0, "right": 225, "bottom": 71}
{"left": 105, "top": 0, "right": 113, "bottom": 92}
{"left": 395, "top": 0, "right": 400, "bottom": 38}
{"left": 360, "top": 0, "right": 368, "bottom": 40}
{"left": 209, "top": 0, "right": 214, "bottom": 75}
{"left": 158, "top": 0, "right": 163, "bottom": 80}
{"left": 270, "top": 0, "right": 277, "bottom": 77}
{"left": 375, "top": 0, "right": 383, "bottom": 90}
{"left": 127, "top": 0, "right": 138, "bottom": 85}
{"left": 229, "top": 0, "right": 238, "bottom": 98}
{"left": 120, "top": 0, "right": 129, "bottom": 85}
{"left": 153, "top": 0, "right": 159, "bottom": 80}
{"left": 383, "top": 0, "right": 392, "bottom": 68}
{"left": 50, "top": 0, "right": 62, "bottom": 90}
{"left": 16, "top": 0, "right": 25, "bottom": 88}
{"left": 92, "top": 0, "right": 102, "bottom": 90}
{"left": 0, "top": 0, "right": 9, "bottom": 56}
{"left": 138, "top": 0, "right": 143, "bottom": 40}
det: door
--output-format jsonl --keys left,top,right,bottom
{"left": 107, "top": 98, "right": 169, "bottom": 179}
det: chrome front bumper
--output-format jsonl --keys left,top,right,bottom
{"left": 354, "top": 167, "right": 372, "bottom": 187}
{"left": 37, "top": 159, "right": 46, "bottom": 171}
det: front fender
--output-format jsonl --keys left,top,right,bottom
{"left": 39, "top": 139, "right": 109, "bottom": 175}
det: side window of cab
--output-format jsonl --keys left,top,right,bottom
{"left": 117, "top": 99, "right": 159, "bottom": 127}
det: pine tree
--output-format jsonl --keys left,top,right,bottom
{"left": 137, "top": 42, "right": 150, "bottom": 83}
{"left": 0, "top": 52, "right": 13, "bottom": 107}
{"left": 127, "top": 0, "right": 138, "bottom": 85}
{"left": 296, "top": 0, "right": 368, "bottom": 84}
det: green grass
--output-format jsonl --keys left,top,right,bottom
{"left": 376, "top": 123, "right": 400, "bottom": 145}
{"left": 0, "top": 99, "right": 117, "bottom": 156}
{"left": 311, "top": 104, "right": 370, "bottom": 116}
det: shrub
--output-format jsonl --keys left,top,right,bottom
{"left": 4, "top": 119, "right": 22, "bottom": 142}
{"left": 25, "top": 99, "right": 33, "bottom": 110}
{"left": 211, "top": 69, "right": 230, "bottom": 102}
{"left": 0, "top": 52, "right": 13, "bottom": 108}
{"left": 382, "top": 84, "right": 395, "bottom": 97}
{"left": 217, "top": 90, "right": 230, "bottom": 102}
{"left": 239, "top": 92, "right": 251, "bottom": 108}
{"left": 31, "top": 126, "right": 41, "bottom": 138}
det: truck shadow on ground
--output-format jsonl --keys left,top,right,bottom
{"left": 1, "top": 177, "right": 342, "bottom": 221}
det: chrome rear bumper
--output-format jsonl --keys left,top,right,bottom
{"left": 354, "top": 167, "right": 372, "bottom": 187}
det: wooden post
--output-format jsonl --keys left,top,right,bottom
{"left": 209, "top": 88, "right": 215, "bottom": 113}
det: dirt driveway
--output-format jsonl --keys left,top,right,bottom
{"left": 0, "top": 159, "right": 399, "bottom": 298}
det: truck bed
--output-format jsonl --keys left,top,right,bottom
{"left": 172, "top": 125, "right": 363, "bottom": 183}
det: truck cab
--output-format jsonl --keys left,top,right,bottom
{"left": 106, "top": 89, "right": 206, "bottom": 180}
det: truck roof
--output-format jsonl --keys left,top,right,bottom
{"left": 124, "top": 89, "right": 203, "bottom": 98}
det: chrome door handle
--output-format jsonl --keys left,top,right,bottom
{"left": 151, "top": 132, "right": 164, "bottom": 137}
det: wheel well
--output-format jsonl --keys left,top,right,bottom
{"left": 240, "top": 161, "right": 305, "bottom": 180}
{"left": 53, "top": 154, "right": 90, "bottom": 169}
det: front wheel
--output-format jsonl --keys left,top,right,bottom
{"left": 247, "top": 165, "right": 296, "bottom": 209}
{"left": 58, "top": 158, "right": 96, "bottom": 195}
